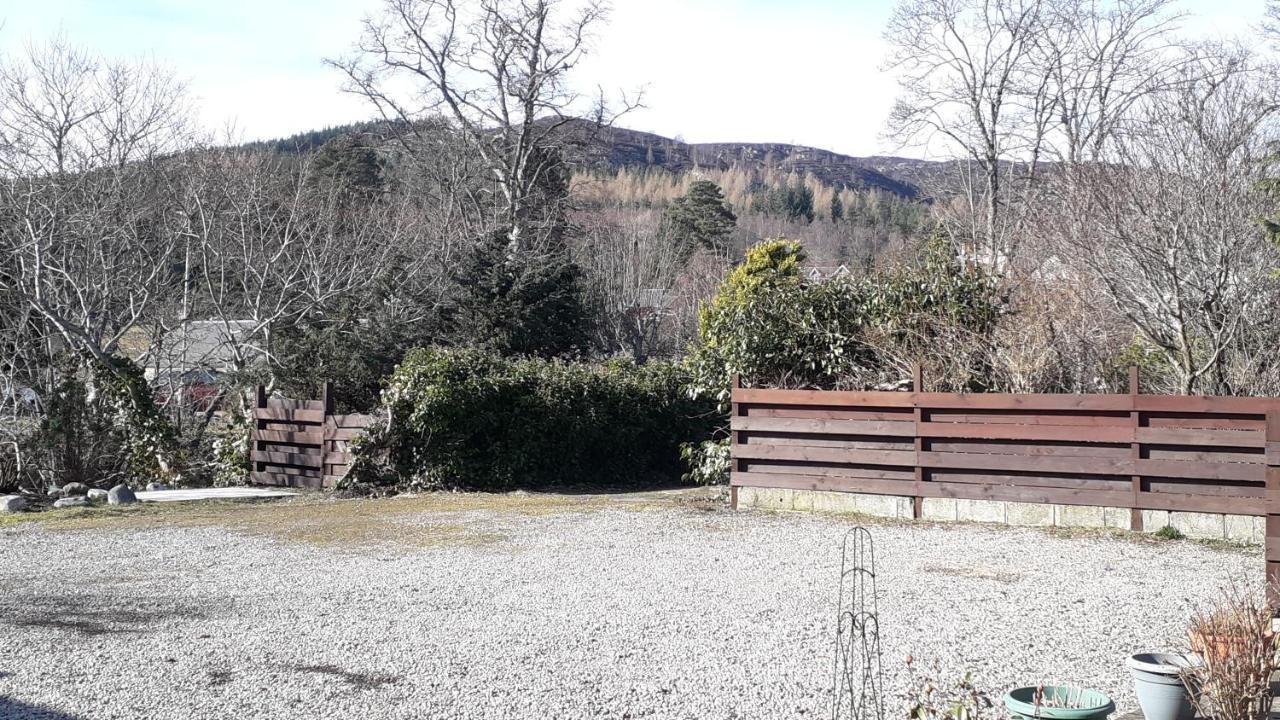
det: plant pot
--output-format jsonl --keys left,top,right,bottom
{"left": 1003, "top": 686, "right": 1115, "bottom": 720}
{"left": 1126, "top": 653, "right": 1199, "bottom": 720}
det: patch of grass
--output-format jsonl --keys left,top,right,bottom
{"left": 1192, "top": 536, "right": 1256, "bottom": 552}
{"left": 34, "top": 495, "right": 515, "bottom": 551}
{"left": 0, "top": 512, "right": 33, "bottom": 530}
{"left": 1153, "top": 525, "right": 1186, "bottom": 541}
{"left": 22, "top": 488, "right": 707, "bottom": 551}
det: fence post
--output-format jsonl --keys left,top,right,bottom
{"left": 912, "top": 363, "right": 924, "bottom": 520}
{"left": 321, "top": 381, "right": 334, "bottom": 416}
{"left": 320, "top": 381, "right": 335, "bottom": 485}
{"left": 252, "top": 384, "right": 267, "bottom": 478}
{"left": 1266, "top": 405, "right": 1280, "bottom": 597}
{"left": 1129, "top": 366, "right": 1144, "bottom": 532}
{"left": 730, "top": 373, "right": 741, "bottom": 511}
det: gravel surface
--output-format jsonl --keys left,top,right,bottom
{"left": 0, "top": 494, "right": 1260, "bottom": 719}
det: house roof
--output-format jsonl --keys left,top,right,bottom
{"left": 127, "top": 320, "right": 261, "bottom": 375}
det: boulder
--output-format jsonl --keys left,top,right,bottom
{"left": 61, "top": 482, "right": 89, "bottom": 497}
{"left": 46, "top": 486, "right": 63, "bottom": 499}
{"left": 145, "top": 482, "right": 170, "bottom": 492}
{"left": 107, "top": 484, "right": 138, "bottom": 506}
{"left": 53, "top": 497, "right": 87, "bottom": 509}
{"left": 87, "top": 489, "right": 109, "bottom": 504}
{"left": 0, "top": 495, "right": 27, "bottom": 512}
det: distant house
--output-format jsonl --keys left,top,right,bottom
{"left": 805, "top": 265, "right": 851, "bottom": 282}
{"left": 120, "top": 320, "right": 261, "bottom": 411}
{"left": 631, "top": 288, "right": 674, "bottom": 313}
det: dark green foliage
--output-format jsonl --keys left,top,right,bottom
{"left": 689, "top": 233, "right": 1000, "bottom": 403}
{"left": 683, "top": 234, "right": 1002, "bottom": 483}
{"left": 347, "top": 348, "right": 717, "bottom": 491}
{"left": 662, "top": 180, "right": 737, "bottom": 252}
{"left": 22, "top": 356, "right": 182, "bottom": 489}
{"left": 830, "top": 192, "right": 844, "bottom": 222}
{"left": 1153, "top": 525, "right": 1186, "bottom": 540}
{"left": 241, "top": 121, "right": 384, "bottom": 155}
{"left": 752, "top": 184, "right": 815, "bottom": 222}
{"left": 24, "top": 368, "right": 115, "bottom": 488}
{"left": 274, "top": 305, "right": 441, "bottom": 413}
{"left": 310, "top": 133, "right": 384, "bottom": 196}
{"left": 451, "top": 228, "right": 591, "bottom": 358}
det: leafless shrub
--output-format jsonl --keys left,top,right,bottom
{"left": 1183, "top": 583, "right": 1279, "bottom": 720}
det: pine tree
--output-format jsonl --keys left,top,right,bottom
{"left": 452, "top": 229, "right": 589, "bottom": 357}
{"left": 662, "top": 180, "right": 737, "bottom": 253}
{"left": 310, "top": 133, "right": 383, "bottom": 196}
{"left": 830, "top": 191, "right": 844, "bottom": 222}
{"left": 451, "top": 145, "right": 590, "bottom": 358}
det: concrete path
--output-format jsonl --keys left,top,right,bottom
{"left": 135, "top": 487, "right": 299, "bottom": 503}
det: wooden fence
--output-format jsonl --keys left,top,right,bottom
{"left": 728, "top": 370, "right": 1280, "bottom": 585}
{"left": 249, "top": 382, "right": 373, "bottom": 489}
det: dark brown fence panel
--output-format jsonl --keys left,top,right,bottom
{"left": 323, "top": 413, "right": 373, "bottom": 486}
{"left": 730, "top": 369, "right": 1280, "bottom": 586}
{"left": 250, "top": 382, "right": 373, "bottom": 489}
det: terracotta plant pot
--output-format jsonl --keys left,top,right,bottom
{"left": 1188, "top": 629, "right": 1253, "bottom": 665}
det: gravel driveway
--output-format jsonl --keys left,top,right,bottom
{"left": 0, "top": 492, "right": 1259, "bottom": 719}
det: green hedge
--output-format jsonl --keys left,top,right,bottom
{"left": 347, "top": 348, "right": 716, "bottom": 491}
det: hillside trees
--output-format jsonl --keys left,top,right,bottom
{"left": 752, "top": 183, "right": 815, "bottom": 223}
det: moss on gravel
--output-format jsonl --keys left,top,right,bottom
{"left": 13, "top": 487, "right": 721, "bottom": 550}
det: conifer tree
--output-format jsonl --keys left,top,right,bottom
{"left": 662, "top": 180, "right": 737, "bottom": 253}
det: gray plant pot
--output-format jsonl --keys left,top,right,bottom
{"left": 1126, "top": 653, "right": 1198, "bottom": 720}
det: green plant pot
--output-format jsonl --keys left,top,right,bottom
{"left": 1003, "top": 686, "right": 1116, "bottom": 720}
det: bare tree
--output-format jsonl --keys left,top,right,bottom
{"left": 0, "top": 39, "right": 196, "bottom": 486}
{"left": 0, "top": 38, "right": 193, "bottom": 371}
{"left": 574, "top": 208, "right": 684, "bottom": 362}
{"left": 1043, "top": 45, "right": 1280, "bottom": 395}
{"left": 174, "top": 149, "right": 415, "bottom": 407}
{"left": 884, "top": 0, "right": 1049, "bottom": 263}
{"left": 330, "top": 0, "right": 636, "bottom": 251}
{"left": 1039, "top": 0, "right": 1182, "bottom": 167}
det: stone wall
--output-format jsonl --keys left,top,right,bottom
{"left": 735, "top": 487, "right": 1263, "bottom": 544}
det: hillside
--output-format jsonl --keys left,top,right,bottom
{"left": 245, "top": 119, "right": 957, "bottom": 201}
{"left": 587, "top": 125, "right": 935, "bottom": 199}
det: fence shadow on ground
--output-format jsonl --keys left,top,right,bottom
{"left": 0, "top": 697, "right": 83, "bottom": 719}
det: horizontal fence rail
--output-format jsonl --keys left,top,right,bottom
{"left": 250, "top": 382, "right": 373, "bottom": 490}
{"left": 729, "top": 371, "right": 1280, "bottom": 586}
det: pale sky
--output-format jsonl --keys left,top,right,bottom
{"left": 0, "top": 0, "right": 1266, "bottom": 158}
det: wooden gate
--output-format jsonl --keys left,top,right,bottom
{"left": 249, "top": 382, "right": 373, "bottom": 489}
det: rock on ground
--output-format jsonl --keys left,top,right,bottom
{"left": 107, "top": 485, "right": 138, "bottom": 505}
{"left": 50, "top": 497, "right": 87, "bottom": 509}
{"left": 86, "top": 489, "right": 108, "bottom": 504}
{"left": 0, "top": 498, "right": 1260, "bottom": 720}
{"left": 60, "top": 483, "right": 89, "bottom": 497}
{"left": 0, "top": 495, "right": 26, "bottom": 512}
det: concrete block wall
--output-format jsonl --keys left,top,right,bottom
{"left": 735, "top": 487, "right": 1264, "bottom": 544}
